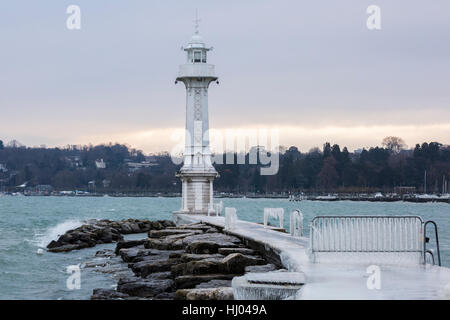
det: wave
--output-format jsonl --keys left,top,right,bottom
{"left": 37, "top": 220, "right": 84, "bottom": 249}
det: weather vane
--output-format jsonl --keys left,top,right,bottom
{"left": 193, "top": 9, "right": 201, "bottom": 34}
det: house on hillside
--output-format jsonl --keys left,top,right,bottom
{"left": 95, "top": 159, "right": 106, "bottom": 169}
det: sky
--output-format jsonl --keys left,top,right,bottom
{"left": 0, "top": 0, "right": 449, "bottom": 154}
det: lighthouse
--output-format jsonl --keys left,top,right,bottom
{"left": 175, "top": 18, "right": 219, "bottom": 214}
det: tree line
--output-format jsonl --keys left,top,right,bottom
{"left": 0, "top": 138, "right": 448, "bottom": 194}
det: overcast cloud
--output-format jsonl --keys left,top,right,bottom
{"left": 0, "top": 0, "right": 449, "bottom": 153}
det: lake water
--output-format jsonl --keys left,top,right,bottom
{"left": 0, "top": 196, "right": 448, "bottom": 299}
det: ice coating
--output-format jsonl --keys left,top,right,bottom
{"left": 175, "top": 213, "right": 450, "bottom": 300}
{"left": 245, "top": 272, "right": 306, "bottom": 285}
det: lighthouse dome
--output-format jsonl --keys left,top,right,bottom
{"left": 187, "top": 33, "right": 206, "bottom": 49}
{"left": 190, "top": 33, "right": 203, "bottom": 43}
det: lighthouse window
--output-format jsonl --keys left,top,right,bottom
{"left": 194, "top": 51, "right": 202, "bottom": 63}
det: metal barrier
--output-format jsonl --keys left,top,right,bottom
{"left": 310, "top": 216, "right": 424, "bottom": 255}
{"left": 290, "top": 210, "right": 304, "bottom": 237}
{"left": 424, "top": 220, "right": 441, "bottom": 266}
{"left": 263, "top": 208, "right": 284, "bottom": 229}
{"left": 225, "top": 207, "right": 238, "bottom": 231}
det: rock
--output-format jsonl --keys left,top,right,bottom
{"left": 147, "top": 271, "right": 172, "bottom": 280}
{"left": 218, "top": 247, "right": 256, "bottom": 255}
{"left": 95, "top": 249, "right": 115, "bottom": 258}
{"left": 195, "top": 280, "right": 232, "bottom": 289}
{"left": 118, "top": 278, "right": 174, "bottom": 298}
{"left": 184, "top": 287, "right": 234, "bottom": 300}
{"left": 83, "top": 255, "right": 130, "bottom": 275}
{"left": 119, "top": 247, "right": 163, "bottom": 263}
{"left": 171, "top": 258, "right": 222, "bottom": 277}
{"left": 46, "top": 219, "right": 174, "bottom": 253}
{"left": 91, "top": 288, "right": 132, "bottom": 300}
{"left": 48, "top": 244, "right": 83, "bottom": 253}
{"left": 154, "top": 292, "right": 175, "bottom": 300}
{"left": 245, "top": 264, "right": 277, "bottom": 273}
{"left": 171, "top": 223, "right": 211, "bottom": 231}
{"left": 115, "top": 239, "right": 146, "bottom": 255}
{"left": 144, "top": 238, "right": 184, "bottom": 251}
{"left": 150, "top": 221, "right": 163, "bottom": 230}
{"left": 173, "top": 289, "right": 190, "bottom": 300}
{"left": 118, "top": 272, "right": 171, "bottom": 286}
{"left": 220, "top": 253, "right": 265, "bottom": 274}
{"left": 183, "top": 233, "right": 241, "bottom": 254}
{"left": 148, "top": 229, "right": 202, "bottom": 238}
{"left": 47, "top": 240, "right": 59, "bottom": 249}
{"left": 132, "top": 258, "right": 181, "bottom": 277}
{"left": 159, "top": 220, "right": 176, "bottom": 228}
{"left": 169, "top": 252, "right": 184, "bottom": 259}
{"left": 175, "top": 274, "right": 238, "bottom": 289}
{"left": 180, "top": 253, "right": 224, "bottom": 262}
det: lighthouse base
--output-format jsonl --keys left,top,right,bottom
{"left": 176, "top": 171, "right": 217, "bottom": 215}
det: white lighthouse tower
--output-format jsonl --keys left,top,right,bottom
{"left": 175, "top": 17, "right": 219, "bottom": 214}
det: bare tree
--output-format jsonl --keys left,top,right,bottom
{"left": 382, "top": 136, "right": 406, "bottom": 153}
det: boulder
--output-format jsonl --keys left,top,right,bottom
{"left": 144, "top": 238, "right": 184, "bottom": 251}
{"left": 46, "top": 219, "right": 175, "bottom": 253}
{"left": 118, "top": 272, "right": 171, "bottom": 286}
{"left": 91, "top": 288, "right": 133, "bottom": 300}
{"left": 48, "top": 244, "right": 83, "bottom": 253}
{"left": 119, "top": 247, "right": 165, "bottom": 263}
{"left": 174, "top": 287, "right": 234, "bottom": 300}
{"left": 148, "top": 229, "right": 202, "bottom": 238}
{"left": 154, "top": 292, "right": 175, "bottom": 300}
{"left": 218, "top": 247, "right": 256, "bottom": 256}
{"left": 180, "top": 253, "right": 224, "bottom": 262}
{"left": 117, "top": 278, "right": 174, "bottom": 298}
{"left": 132, "top": 258, "right": 181, "bottom": 277}
{"left": 185, "top": 287, "right": 234, "bottom": 300}
{"left": 115, "top": 239, "right": 146, "bottom": 255}
{"left": 95, "top": 249, "right": 115, "bottom": 258}
{"left": 171, "top": 258, "right": 222, "bottom": 277}
{"left": 170, "top": 223, "right": 211, "bottom": 231}
{"left": 173, "top": 289, "right": 190, "bottom": 300}
{"left": 245, "top": 264, "right": 277, "bottom": 273}
{"left": 183, "top": 233, "right": 241, "bottom": 254}
{"left": 175, "top": 274, "right": 237, "bottom": 289}
{"left": 195, "top": 280, "right": 232, "bottom": 289}
{"left": 220, "top": 253, "right": 265, "bottom": 274}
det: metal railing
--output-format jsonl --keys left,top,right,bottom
{"left": 423, "top": 220, "right": 441, "bottom": 266}
{"left": 310, "top": 216, "right": 424, "bottom": 254}
{"left": 290, "top": 209, "right": 304, "bottom": 237}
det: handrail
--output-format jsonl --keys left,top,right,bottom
{"left": 310, "top": 215, "right": 424, "bottom": 254}
{"left": 425, "top": 249, "right": 435, "bottom": 265}
{"left": 423, "top": 220, "right": 441, "bottom": 266}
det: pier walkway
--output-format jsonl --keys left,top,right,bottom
{"left": 174, "top": 213, "right": 450, "bottom": 299}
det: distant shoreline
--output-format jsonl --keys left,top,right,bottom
{"left": 2, "top": 192, "right": 449, "bottom": 203}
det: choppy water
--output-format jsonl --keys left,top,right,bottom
{"left": 0, "top": 196, "right": 448, "bottom": 299}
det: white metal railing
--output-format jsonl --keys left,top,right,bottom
{"left": 207, "top": 200, "right": 223, "bottom": 216}
{"left": 263, "top": 208, "right": 284, "bottom": 229}
{"left": 310, "top": 216, "right": 424, "bottom": 254}
{"left": 225, "top": 207, "right": 238, "bottom": 231}
{"left": 290, "top": 210, "right": 304, "bottom": 237}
